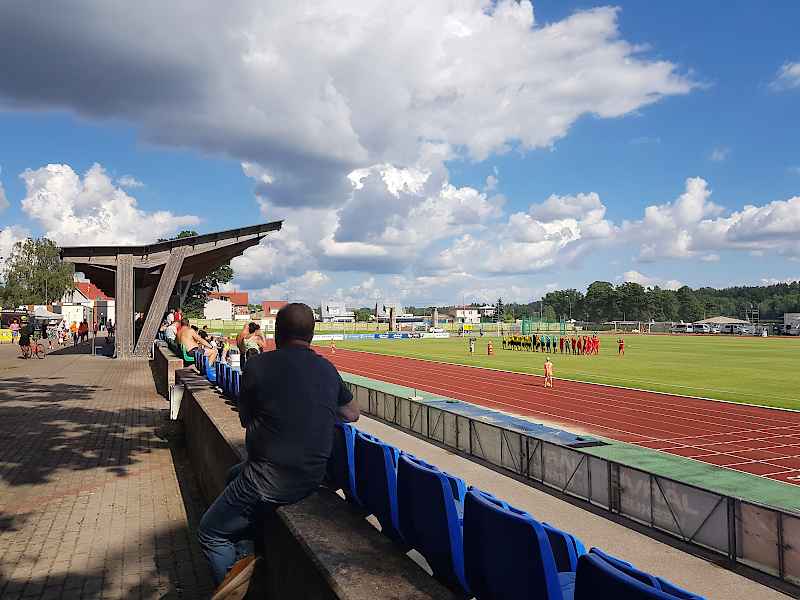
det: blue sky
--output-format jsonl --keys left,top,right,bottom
{"left": 1, "top": 1, "right": 799, "bottom": 309}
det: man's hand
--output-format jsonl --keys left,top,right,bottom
{"left": 335, "top": 398, "right": 360, "bottom": 424}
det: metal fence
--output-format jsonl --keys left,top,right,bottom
{"left": 349, "top": 382, "right": 800, "bottom": 589}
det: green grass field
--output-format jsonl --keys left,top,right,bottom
{"left": 319, "top": 334, "right": 800, "bottom": 410}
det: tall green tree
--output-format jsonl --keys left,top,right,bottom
{"left": 494, "top": 298, "right": 505, "bottom": 323}
{"left": 543, "top": 289, "right": 584, "bottom": 320}
{"left": 617, "top": 282, "right": 649, "bottom": 321}
{"left": 1, "top": 237, "right": 75, "bottom": 307}
{"left": 159, "top": 231, "right": 235, "bottom": 318}
{"left": 584, "top": 281, "right": 618, "bottom": 323}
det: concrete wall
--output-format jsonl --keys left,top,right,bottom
{"left": 153, "top": 341, "right": 185, "bottom": 397}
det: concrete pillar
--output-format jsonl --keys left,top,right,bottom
{"left": 115, "top": 253, "right": 134, "bottom": 358}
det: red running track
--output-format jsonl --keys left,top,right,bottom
{"left": 318, "top": 346, "right": 800, "bottom": 486}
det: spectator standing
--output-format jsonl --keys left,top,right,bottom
{"left": 198, "top": 303, "right": 359, "bottom": 593}
{"left": 9, "top": 321, "right": 20, "bottom": 344}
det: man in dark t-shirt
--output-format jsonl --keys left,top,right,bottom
{"left": 198, "top": 303, "right": 359, "bottom": 590}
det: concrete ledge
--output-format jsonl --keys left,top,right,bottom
{"left": 177, "top": 370, "right": 456, "bottom": 599}
{"left": 153, "top": 341, "right": 184, "bottom": 397}
{"left": 257, "top": 488, "right": 457, "bottom": 600}
{"left": 177, "top": 368, "right": 244, "bottom": 505}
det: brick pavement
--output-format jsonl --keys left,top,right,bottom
{"left": 0, "top": 339, "right": 215, "bottom": 599}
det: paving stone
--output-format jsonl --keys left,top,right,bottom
{"left": 0, "top": 342, "right": 215, "bottom": 599}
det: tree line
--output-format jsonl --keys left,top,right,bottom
{"left": 519, "top": 281, "right": 800, "bottom": 324}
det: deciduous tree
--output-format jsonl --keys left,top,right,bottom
{"left": 1, "top": 237, "right": 75, "bottom": 307}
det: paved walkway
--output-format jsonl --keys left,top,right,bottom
{"left": 0, "top": 339, "right": 214, "bottom": 599}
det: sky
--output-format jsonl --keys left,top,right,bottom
{"left": 1, "top": 1, "right": 799, "bottom": 309}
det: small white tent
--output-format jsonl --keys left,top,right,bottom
{"left": 33, "top": 307, "right": 64, "bottom": 321}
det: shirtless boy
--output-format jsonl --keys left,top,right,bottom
{"left": 176, "top": 318, "right": 218, "bottom": 365}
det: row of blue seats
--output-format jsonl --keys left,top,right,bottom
{"left": 326, "top": 424, "right": 706, "bottom": 600}
{"left": 193, "top": 351, "right": 241, "bottom": 402}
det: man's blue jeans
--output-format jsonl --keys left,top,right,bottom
{"left": 198, "top": 463, "right": 281, "bottom": 587}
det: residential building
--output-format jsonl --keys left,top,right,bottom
{"left": 204, "top": 298, "right": 233, "bottom": 320}
{"left": 261, "top": 300, "right": 287, "bottom": 316}
{"left": 450, "top": 305, "right": 480, "bottom": 324}
{"left": 207, "top": 289, "right": 249, "bottom": 315}
{"left": 477, "top": 305, "right": 496, "bottom": 321}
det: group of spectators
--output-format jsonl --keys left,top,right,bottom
{"left": 9, "top": 317, "right": 112, "bottom": 352}
{"left": 160, "top": 308, "right": 273, "bottom": 370}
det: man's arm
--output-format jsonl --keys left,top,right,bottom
{"left": 335, "top": 398, "right": 359, "bottom": 424}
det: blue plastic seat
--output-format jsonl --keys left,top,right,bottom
{"left": 325, "top": 423, "right": 360, "bottom": 505}
{"left": 196, "top": 351, "right": 206, "bottom": 376}
{"left": 204, "top": 355, "right": 217, "bottom": 383}
{"left": 353, "top": 431, "right": 404, "bottom": 545}
{"left": 232, "top": 369, "right": 241, "bottom": 403}
{"left": 463, "top": 489, "right": 575, "bottom": 600}
{"left": 467, "top": 487, "right": 585, "bottom": 574}
{"left": 574, "top": 553, "right": 705, "bottom": 599}
{"left": 542, "top": 522, "right": 587, "bottom": 572}
{"left": 397, "top": 454, "right": 470, "bottom": 598}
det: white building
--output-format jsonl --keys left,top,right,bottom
{"left": 204, "top": 298, "right": 233, "bottom": 320}
{"left": 320, "top": 301, "right": 354, "bottom": 323}
{"left": 450, "top": 305, "right": 480, "bottom": 324}
{"left": 374, "top": 300, "right": 404, "bottom": 319}
{"left": 477, "top": 305, "right": 496, "bottom": 320}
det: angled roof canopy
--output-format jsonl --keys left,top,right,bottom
{"left": 60, "top": 221, "right": 283, "bottom": 358}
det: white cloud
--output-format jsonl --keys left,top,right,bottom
{"left": 701, "top": 253, "right": 720, "bottom": 262}
{"left": 616, "top": 270, "right": 662, "bottom": 288}
{"left": 770, "top": 62, "right": 800, "bottom": 90}
{"left": 246, "top": 271, "right": 332, "bottom": 307}
{"left": 19, "top": 163, "right": 202, "bottom": 246}
{"left": 0, "top": 225, "right": 30, "bottom": 272}
{"left": 625, "top": 177, "right": 723, "bottom": 262}
{"left": 0, "top": 2, "right": 697, "bottom": 209}
{"left": 0, "top": 167, "right": 8, "bottom": 212}
{"left": 484, "top": 175, "right": 498, "bottom": 192}
{"left": 665, "top": 279, "right": 682, "bottom": 291}
{"left": 761, "top": 276, "right": 800, "bottom": 285}
{"left": 117, "top": 175, "right": 144, "bottom": 188}
{"left": 749, "top": 250, "right": 763, "bottom": 259}
{"left": 708, "top": 146, "right": 730, "bottom": 162}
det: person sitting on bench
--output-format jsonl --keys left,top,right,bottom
{"left": 176, "top": 318, "right": 218, "bottom": 365}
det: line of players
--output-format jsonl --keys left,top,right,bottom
{"left": 502, "top": 332, "right": 600, "bottom": 355}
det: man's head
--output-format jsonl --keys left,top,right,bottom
{"left": 180, "top": 318, "right": 189, "bottom": 327}
{"left": 170, "top": 309, "right": 175, "bottom": 314}
{"left": 275, "top": 303, "right": 315, "bottom": 348}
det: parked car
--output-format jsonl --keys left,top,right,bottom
{"left": 428, "top": 327, "right": 446, "bottom": 333}
{"left": 709, "top": 325, "right": 721, "bottom": 334}
{"left": 668, "top": 323, "right": 694, "bottom": 333}
{"left": 693, "top": 323, "right": 711, "bottom": 334}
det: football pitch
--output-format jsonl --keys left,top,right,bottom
{"left": 319, "top": 333, "right": 800, "bottom": 410}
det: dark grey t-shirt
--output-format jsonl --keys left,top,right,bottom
{"left": 239, "top": 344, "right": 353, "bottom": 503}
